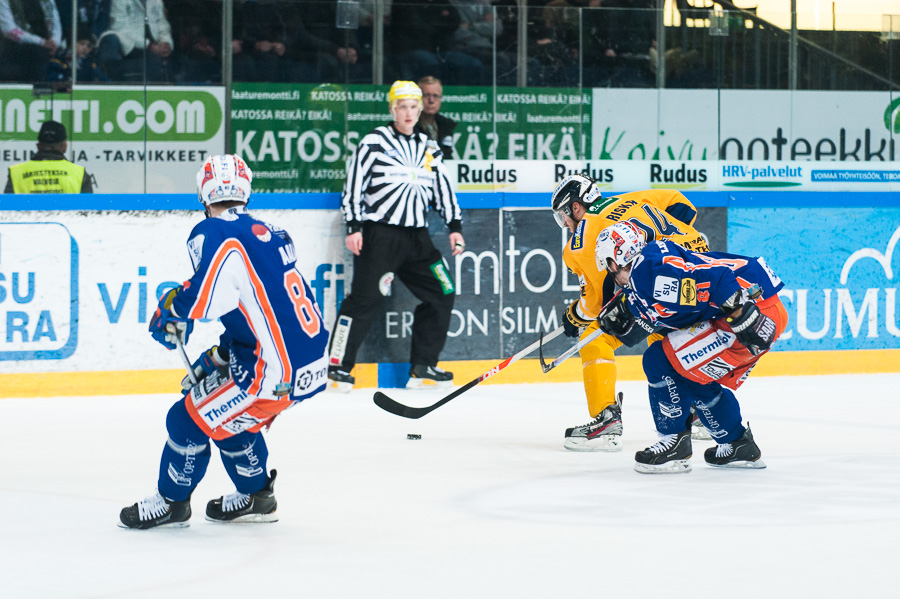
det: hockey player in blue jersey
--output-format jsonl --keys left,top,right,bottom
{"left": 594, "top": 222, "right": 788, "bottom": 474}
{"left": 120, "top": 154, "right": 330, "bottom": 529}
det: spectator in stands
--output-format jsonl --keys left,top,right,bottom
{"left": 284, "top": 1, "right": 371, "bottom": 84}
{"left": 389, "top": 0, "right": 482, "bottom": 85}
{"left": 603, "top": 0, "right": 656, "bottom": 87}
{"left": 447, "top": 0, "right": 502, "bottom": 83}
{"left": 356, "top": 0, "right": 392, "bottom": 79}
{"left": 46, "top": 27, "right": 108, "bottom": 82}
{"left": 415, "top": 76, "right": 457, "bottom": 159}
{"left": 0, "top": 0, "right": 62, "bottom": 82}
{"left": 491, "top": 0, "right": 578, "bottom": 87}
{"left": 96, "top": 0, "right": 172, "bottom": 82}
{"left": 56, "top": 0, "right": 110, "bottom": 43}
{"left": 5, "top": 120, "right": 94, "bottom": 194}
{"left": 166, "top": 0, "right": 221, "bottom": 83}
{"left": 232, "top": 0, "right": 287, "bottom": 83}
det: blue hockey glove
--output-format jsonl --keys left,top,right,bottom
{"left": 563, "top": 300, "right": 592, "bottom": 338}
{"left": 149, "top": 287, "right": 193, "bottom": 350}
{"left": 181, "top": 345, "right": 230, "bottom": 394}
{"left": 598, "top": 293, "right": 656, "bottom": 347}
{"left": 726, "top": 301, "right": 776, "bottom": 356}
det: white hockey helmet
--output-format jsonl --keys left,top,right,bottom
{"left": 595, "top": 222, "right": 645, "bottom": 272}
{"left": 550, "top": 174, "right": 601, "bottom": 228}
{"left": 196, "top": 154, "right": 253, "bottom": 206}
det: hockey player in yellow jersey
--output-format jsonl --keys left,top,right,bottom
{"left": 551, "top": 175, "right": 709, "bottom": 451}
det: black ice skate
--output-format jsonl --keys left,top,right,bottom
{"left": 564, "top": 392, "right": 623, "bottom": 452}
{"left": 206, "top": 470, "right": 279, "bottom": 523}
{"left": 406, "top": 364, "right": 453, "bottom": 389}
{"left": 327, "top": 367, "right": 355, "bottom": 394}
{"left": 689, "top": 406, "right": 712, "bottom": 441}
{"left": 634, "top": 430, "right": 692, "bottom": 474}
{"left": 118, "top": 492, "right": 191, "bottom": 529}
{"left": 704, "top": 425, "right": 766, "bottom": 469}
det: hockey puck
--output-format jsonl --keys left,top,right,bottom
{"left": 407, "top": 434, "right": 422, "bottom": 440}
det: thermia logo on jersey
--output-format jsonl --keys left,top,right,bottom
{"left": 669, "top": 322, "right": 736, "bottom": 370}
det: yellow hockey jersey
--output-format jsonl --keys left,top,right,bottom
{"left": 564, "top": 189, "right": 709, "bottom": 319}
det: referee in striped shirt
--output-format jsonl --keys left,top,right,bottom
{"left": 327, "top": 80, "right": 465, "bottom": 392}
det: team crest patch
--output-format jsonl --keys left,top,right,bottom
{"left": 252, "top": 224, "right": 272, "bottom": 242}
{"left": 188, "top": 234, "right": 205, "bottom": 270}
{"left": 680, "top": 278, "right": 697, "bottom": 306}
{"left": 653, "top": 275, "right": 679, "bottom": 302}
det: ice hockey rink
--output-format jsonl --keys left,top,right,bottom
{"left": 4, "top": 373, "right": 898, "bottom": 599}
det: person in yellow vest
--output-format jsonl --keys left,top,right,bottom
{"left": 5, "top": 120, "right": 93, "bottom": 194}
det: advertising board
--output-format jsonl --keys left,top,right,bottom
{"left": 0, "top": 85, "right": 225, "bottom": 193}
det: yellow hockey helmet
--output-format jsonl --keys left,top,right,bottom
{"left": 388, "top": 80, "right": 423, "bottom": 104}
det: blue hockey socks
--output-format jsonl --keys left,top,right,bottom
{"left": 158, "top": 401, "right": 212, "bottom": 502}
{"left": 215, "top": 431, "right": 269, "bottom": 495}
{"left": 643, "top": 342, "right": 745, "bottom": 442}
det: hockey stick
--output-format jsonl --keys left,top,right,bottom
{"left": 373, "top": 325, "right": 566, "bottom": 419}
{"left": 167, "top": 324, "right": 198, "bottom": 385}
{"left": 538, "top": 326, "right": 606, "bottom": 373}
{"left": 538, "top": 290, "right": 625, "bottom": 374}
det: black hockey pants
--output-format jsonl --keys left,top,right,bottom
{"left": 328, "top": 222, "right": 455, "bottom": 370}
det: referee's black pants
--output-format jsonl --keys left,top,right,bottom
{"left": 328, "top": 222, "right": 456, "bottom": 371}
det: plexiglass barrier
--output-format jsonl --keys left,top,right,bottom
{"left": 0, "top": 1, "right": 897, "bottom": 193}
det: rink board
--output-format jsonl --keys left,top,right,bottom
{"left": 2, "top": 348, "right": 898, "bottom": 398}
{"left": 0, "top": 189, "right": 898, "bottom": 395}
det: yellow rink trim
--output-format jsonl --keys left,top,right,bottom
{"left": 1, "top": 349, "right": 898, "bottom": 398}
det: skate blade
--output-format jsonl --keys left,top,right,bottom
{"left": 117, "top": 521, "right": 190, "bottom": 530}
{"left": 634, "top": 459, "right": 692, "bottom": 474}
{"left": 707, "top": 459, "right": 766, "bottom": 469}
{"left": 691, "top": 429, "right": 712, "bottom": 441}
{"left": 205, "top": 513, "right": 279, "bottom": 524}
{"left": 327, "top": 380, "right": 353, "bottom": 394}
{"left": 563, "top": 436, "right": 623, "bottom": 452}
{"left": 405, "top": 378, "right": 453, "bottom": 390}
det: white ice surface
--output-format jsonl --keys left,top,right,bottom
{"left": 3, "top": 374, "right": 899, "bottom": 599}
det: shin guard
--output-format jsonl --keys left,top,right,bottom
{"left": 215, "top": 431, "right": 269, "bottom": 495}
{"left": 158, "top": 400, "right": 212, "bottom": 501}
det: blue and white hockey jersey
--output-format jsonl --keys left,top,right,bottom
{"left": 623, "top": 240, "right": 784, "bottom": 331}
{"left": 171, "top": 207, "right": 329, "bottom": 402}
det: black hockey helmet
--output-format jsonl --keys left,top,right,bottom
{"left": 550, "top": 174, "right": 601, "bottom": 228}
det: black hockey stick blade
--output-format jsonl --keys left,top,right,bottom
{"left": 374, "top": 380, "right": 479, "bottom": 419}
{"left": 372, "top": 325, "right": 565, "bottom": 419}
{"left": 538, "top": 332, "right": 551, "bottom": 373}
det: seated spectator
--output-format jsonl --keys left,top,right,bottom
{"left": 166, "top": 0, "right": 221, "bottom": 83}
{"left": 0, "top": 0, "right": 62, "bottom": 82}
{"left": 389, "top": 0, "right": 482, "bottom": 86}
{"left": 415, "top": 76, "right": 457, "bottom": 158}
{"left": 46, "top": 28, "right": 109, "bottom": 82}
{"left": 232, "top": 0, "right": 288, "bottom": 83}
{"left": 284, "top": 1, "right": 371, "bottom": 84}
{"left": 604, "top": 0, "right": 656, "bottom": 87}
{"left": 491, "top": 0, "right": 577, "bottom": 87}
{"left": 356, "top": 0, "right": 393, "bottom": 80}
{"left": 96, "top": 0, "right": 172, "bottom": 82}
{"left": 56, "top": 0, "right": 110, "bottom": 43}
{"left": 447, "top": 0, "right": 503, "bottom": 83}
{"left": 532, "top": 0, "right": 581, "bottom": 87}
